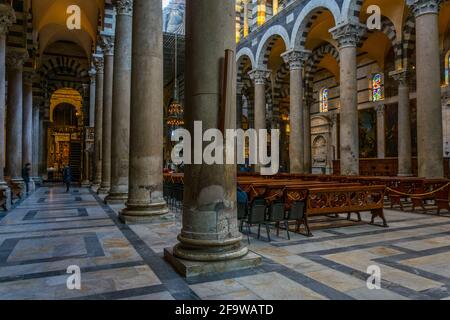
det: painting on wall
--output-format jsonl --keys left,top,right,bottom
{"left": 385, "top": 104, "right": 398, "bottom": 157}
{"left": 359, "top": 108, "right": 377, "bottom": 158}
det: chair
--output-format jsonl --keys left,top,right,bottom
{"left": 244, "top": 202, "right": 268, "bottom": 244}
{"left": 266, "top": 201, "right": 287, "bottom": 241}
{"left": 286, "top": 201, "right": 312, "bottom": 238}
{"left": 237, "top": 202, "right": 248, "bottom": 232}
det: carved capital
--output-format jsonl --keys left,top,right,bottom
{"left": 389, "top": 69, "right": 409, "bottom": 87}
{"left": 6, "top": 50, "right": 29, "bottom": 70}
{"left": 329, "top": 20, "right": 366, "bottom": 49}
{"left": 407, "top": 0, "right": 441, "bottom": 17}
{"left": 248, "top": 69, "right": 271, "bottom": 85}
{"left": 0, "top": 4, "right": 15, "bottom": 35}
{"left": 88, "top": 67, "right": 97, "bottom": 82}
{"left": 23, "top": 71, "right": 35, "bottom": 85}
{"left": 376, "top": 104, "right": 385, "bottom": 115}
{"left": 281, "top": 49, "right": 311, "bottom": 71}
{"left": 93, "top": 56, "right": 104, "bottom": 73}
{"left": 99, "top": 35, "right": 115, "bottom": 56}
{"left": 112, "top": 0, "right": 133, "bottom": 16}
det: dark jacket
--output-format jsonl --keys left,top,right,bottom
{"left": 63, "top": 167, "right": 73, "bottom": 183}
{"left": 22, "top": 166, "right": 31, "bottom": 183}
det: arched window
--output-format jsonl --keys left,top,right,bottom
{"left": 319, "top": 88, "right": 329, "bottom": 113}
{"left": 372, "top": 73, "right": 384, "bottom": 102}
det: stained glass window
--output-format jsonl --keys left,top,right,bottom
{"left": 372, "top": 73, "right": 384, "bottom": 102}
{"left": 320, "top": 88, "right": 329, "bottom": 113}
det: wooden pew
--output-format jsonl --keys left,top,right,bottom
{"left": 306, "top": 185, "right": 388, "bottom": 229}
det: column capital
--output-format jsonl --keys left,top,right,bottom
{"left": 329, "top": 20, "right": 366, "bottom": 49}
{"left": 112, "top": 0, "right": 133, "bottom": 16}
{"left": 93, "top": 55, "right": 104, "bottom": 73}
{"left": 6, "top": 49, "right": 29, "bottom": 71}
{"left": 88, "top": 67, "right": 97, "bottom": 81}
{"left": 23, "top": 71, "right": 35, "bottom": 85}
{"left": 0, "top": 4, "right": 16, "bottom": 35}
{"left": 99, "top": 35, "right": 115, "bottom": 56}
{"left": 248, "top": 69, "right": 271, "bottom": 85}
{"left": 389, "top": 68, "right": 409, "bottom": 86}
{"left": 407, "top": 0, "right": 441, "bottom": 17}
{"left": 281, "top": 49, "right": 311, "bottom": 70}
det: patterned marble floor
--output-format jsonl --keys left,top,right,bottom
{"left": 1, "top": 185, "right": 450, "bottom": 300}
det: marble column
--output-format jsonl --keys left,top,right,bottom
{"left": 0, "top": 4, "right": 15, "bottom": 209}
{"left": 32, "top": 103, "right": 40, "bottom": 184}
{"left": 6, "top": 49, "right": 28, "bottom": 193}
{"left": 105, "top": 0, "right": 133, "bottom": 204}
{"left": 249, "top": 68, "right": 270, "bottom": 172}
{"left": 281, "top": 49, "right": 309, "bottom": 173}
{"left": 22, "top": 72, "right": 34, "bottom": 192}
{"left": 98, "top": 37, "right": 114, "bottom": 194}
{"left": 330, "top": 21, "right": 365, "bottom": 176}
{"left": 92, "top": 56, "right": 104, "bottom": 187}
{"left": 119, "top": 0, "right": 168, "bottom": 222}
{"left": 376, "top": 104, "right": 386, "bottom": 159}
{"left": 390, "top": 69, "right": 413, "bottom": 176}
{"left": 408, "top": 0, "right": 443, "bottom": 178}
{"left": 237, "top": 85, "right": 243, "bottom": 129}
{"left": 304, "top": 97, "right": 313, "bottom": 173}
{"left": 165, "top": 0, "right": 260, "bottom": 278}
{"left": 88, "top": 68, "right": 96, "bottom": 128}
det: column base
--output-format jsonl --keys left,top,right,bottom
{"left": 81, "top": 180, "right": 92, "bottom": 187}
{"left": 0, "top": 183, "right": 12, "bottom": 211}
{"left": 97, "top": 185, "right": 110, "bottom": 195}
{"left": 164, "top": 247, "right": 262, "bottom": 278}
{"left": 119, "top": 201, "right": 169, "bottom": 224}
{"left": 104, "top": 192, "right": 128, "bottom": 204}
{"left": 11, "top": 179, "right": 26, "bottom": 198}
{"left": 398, "top": 173, "right": 414, "bottom": 177}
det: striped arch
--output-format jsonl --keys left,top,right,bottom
{"left": 360, "top": 16, "right": 402, "bottom": 64}
{"left": 290, "top": 0, "right": 341, "bottom": 49}
{"left": 255, "top": 25, "right": 290, "bottom": 68}
{"left": 237, "top": 48, "right": 255, "bottom": 92}
{"left": 39, "top": 56, "right": 89, "bottom": 79}
{"left": 47, "top": 81, "right": 85, "bottom": 96}
{"left": 272, "top": 63, "right": 290, "bottom": 122}
{"left": 341, "top": 0, "right": 364, "bottom": 19}
{"left": 304, "top": 43, "right": 340, "bottom": 84}
{"left": 402, "top": 11, "right": 416, "bottom": 67}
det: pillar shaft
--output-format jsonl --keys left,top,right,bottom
{"left": 282, "top": 50, "right": 310, "bottom": 174}
{"left": 106, "top": 0, "right": 133, "bottom": 203}
{"left": 98, "top": 37, "right": 114, "bottom": 194}
{"left": 303, "top": 99, "right": 312, "bottom": 173}
{"left": 93, "top": 57, "right": 104, "bottom": 186}
{"left": 22, "top": 73, "right": 33, "bottom": 168}
{"left": 376, "top": 104, "right": 386, "bottom": 159}
{"left": 171, "top": 0, "right": 247, "bottom": 262}
{"left": 88, "top": 69, "right": 96, "bottom": 128}
{"left": 32, "top": 105, "right": 40, "bottom": 180}
{"left": 120, "top": 0, "right": 168, "bottom": 222}
{"left": 6, "top": 50, "right": 28, "bottom": 186}
{"left": 391, "top": 69, "right": 413, "bottom": 176}
{"left": 330, "top": 21, "right": 365, "bottom": 176}
{"left": 409, "top": 0, "right": 443, "bottom": 177}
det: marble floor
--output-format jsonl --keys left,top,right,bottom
{"left": 1, "top": 185, "right": 450, "bottom": 300}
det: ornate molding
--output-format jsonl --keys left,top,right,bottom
{"left": 329, "top": 20, "right": 366, "bottom": 49}
{"left": 0, "top": 4, "right": 16, "bottom": 35}
{"left": 93, "top": 56, "right": 104, "bottom": 73}
{"left": 407, "top": 0, "right": 441, "bottom": 17}
{"left": 248, "top": 69, "right": 271, "bottom": 85}
{"left": 389, "top": 69, "right": 409, "bottom": 86}
{"left": 99, "top": 35, "right": 115, "bottom": 56}
{"left": 281, "top": 49, "right": 311, "bottom": 71}
{"left": 112, "top": 0, "right": 133, "bottom": 16}
{"left": 6, "top": 50, "right": 29, "bottom": 70}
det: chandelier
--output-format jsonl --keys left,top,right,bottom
{"left": 166, "top": 26, "right": 184, "bottom": 129}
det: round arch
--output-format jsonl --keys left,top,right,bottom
{"left": 290, "top": 0, "right": 341, "bottom": 49}
{"left": 49, "top": 88, "right": 83, "bottom": 123}
{"left": 255, "top": 25, "right": 290, "bottom": 68}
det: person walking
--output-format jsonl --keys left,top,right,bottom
{"left": 22, "top": 163, "right": 31, "bottom": 194}
{"left": 63, "top": 165, "right": 73, "bottom": 193}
